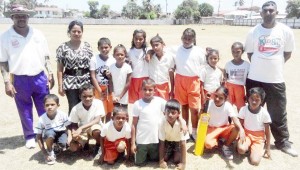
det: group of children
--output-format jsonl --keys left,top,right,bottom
{"left": 35, "top": 27, "right": 272, "bottom": 167}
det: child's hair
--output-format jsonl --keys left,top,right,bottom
{"left": 112, "top": 106, "right": 128, "bottom": 117}
{"left": 113, "top": 44, "right": 128, "bottom": 57}
{"left": 98, "top": 37, "right": 111, "bottom": 47}
{"left": 215, "top": 85, "right": 229, "bottom": 99}
{"left": 43, "top": 94, "right": 59, "bottom": 105}
{"left": 248, "top": 87, "right": 266, "bottom": 104}
{"left": 231, "top": 42, "right": 244, "bottom": 53}
{"left": 79, "top": 83, "right": 94, "bottom": 96}
{"left": 150, "top": 34, "right": 165, "bottom": 46}
{"left": 165, "top": 99, "right": 181, "bottom": 113}
{"left": 67, "top": 20, "right": 83, "bottom": 33}
{"left": 182, "top": 28, "right": 196, "bottom": 45}
{"left": 142, "top": 78, "right": 156, "bottom": 88}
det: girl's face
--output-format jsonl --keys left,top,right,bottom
{"left": 133, "top": 33, "right": 145, "bottom": 49}
{"left": 231, "top": 46, "right": 243, "bottom": 61}
{"left": 113, "top": 112, "right": 127, "bottom": 130}
{"left": 181, "top": 34, "right": 195, "bottom": 48}
{"left": 151, "top": 42, "right": 164, "bottom": 56}
{"left": 248, "top": 93, "right": 262, "bottom": 111}
{"left": 213, "top": 90, "right": 226, "bottom": 107}
{"left": 207, "top": 53, "right": 219, "bottom": 68}
{"left": 114, "top": 49, "right": 126, "bottom": 65}
{"left": 44, "top": 99, "right": 59, "bottom": 117}
{"left": 69, "top": 24, "right": 82, "bottom": 41}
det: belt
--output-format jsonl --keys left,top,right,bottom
{"left": 64, "top": 68, "right": 89, "bottom": 76}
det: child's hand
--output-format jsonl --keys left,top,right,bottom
{"left": 105, "top": 70, "right": 112, "bottom": 79}
{"left": 145, "top": 53, "right": 151, "bottom": 63}
{"left": 263, "top": 149, "right": 271, "bottom": 159}
{"left": 239, "top": 129, "right": 246, "bottom": 143}
{"left": 181, "top": 124, "right": 188, "bottom": 135}
{"left": 73, "top": 128, "right": 82, "bottom": 138}
{"left": 177, "top": 163, "right": 185, "bottom": 170}
{"left": 131, "top": 144, "right": 137, "bottom": 154}
{"left": 67, "top": 136, "right": 72, "bottom": 146}
{"left": 98, "top": 154, "right": 104, "bottom": 164}
{"left": 159, "top": 160, "right": 168, "bottom": 169}
{"left": 113, "top": 96, "right": 120, "bottom": 103}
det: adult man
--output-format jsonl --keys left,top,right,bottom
{"left": 0, "top": 5, "right": 54, "bottom": 149}
{"left": 245, "top": 1, "right": 297, "bottom": 157}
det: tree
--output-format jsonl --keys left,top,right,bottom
{"left": 121, "top": 0, "right": 141, "bottom": 19}
{"left": 234, "top": 0, "right": 245, "bottom": 7}
{"left": 174, "top": 0, "right": 199, "bottom": 20}
{"left": 98, "top": 4, "right": 110, "bottom": 18}
{"left": 286, "top": 0, "right": 300, "bottom": 18}
{"left": 87, "top": 0, "right": 99, "bottom": 18}
{"left": 199, "top": 3, "right": 213, "bottom": 17}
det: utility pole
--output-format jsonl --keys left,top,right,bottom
{"left": 218, "top": 0, "right": 221, "bottom": 16}
{"left": 165, "top": 0, "right": 168, "bottom": 15}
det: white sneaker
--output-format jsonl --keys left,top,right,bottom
{"left": 222, "top": 145, "right": 233, "bottom": 160}
{"left": 46, "top": 151, "right": 56, "bottom": 165}
{"left": 25, "top": 138, "right": 36, "bottom": 149}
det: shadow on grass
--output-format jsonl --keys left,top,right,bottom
{"left": 0, "top": 135, "right": 24, "bottom": 152}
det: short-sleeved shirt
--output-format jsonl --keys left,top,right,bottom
{"left": 159, "top": 116, "right": 189, "bottom": 142}
{"left": 100, "top": 120, "right": 131, "bottom": 142}
{"left": 148, "top": 52, "right": 175, "bottom": 84}
{"left": 208, "top": 100, "right": 237, "bottom": 127}
{"left": 238, "top": 105, "right": 272, "bottom": 131}
{"left": 36, "top": 110, "right": 69, "bottom": 134}
{"left": 128, "top": 47, "right": 149, "bottom": 78}
{"left": 225, "top": 60, "right": 250, "bottom": 86}
{"left": 90, "top": 54, "right": 116, "bottom": 85}
{"left": 132, "top": 97, "right": 166, "bottom": 144}
{"left": 0, "top": 26, "right": 50, "bottom": 75}
{"left": 200, "top": 65, "right": 223, "bottom": 93}
{"left": 110, "top": 63, "right": 132, "bottom": 104}
{"left": 56, "top": 41, "right": 93, "bottom": 89}
{"left": 69, "top": 99, "right": 105, "bottom": 127}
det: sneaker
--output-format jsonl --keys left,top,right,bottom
{"left": 187, "top": 134, "right": 196, "bottom": 143}
{"left": 46, "top": 151, "right": 56, "bottom": 165}
{"left": 25, "top": 138, "right": 36, "bottom": 149}
{"left": 281, "top": 146, "right": 298, "bottom": 157}
{"left": 222, "top": 145, "right": 233, "bottom": 160}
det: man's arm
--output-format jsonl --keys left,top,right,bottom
{"left": 0, "top": 62, "right": 16, "bottom": 97}
{"left": 284, "top": 52, "right": 292, "bottom": 63}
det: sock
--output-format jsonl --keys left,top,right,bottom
{"left": 192, "top": 128, "right": 197, "bottom": 138}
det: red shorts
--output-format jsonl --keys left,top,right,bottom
{"left": 94, "top": 85, "right": 114, "bottom": 113}
{"left": 205, "top": 124, "right": 234, "bottom": 149}
{"left": 174, "top": 74, "right": 201, "bottom": 109}
{"left": 128, "top": 77, "right": 148, "bottom": 104}
{"left": 155, "top": 82, "right": 169, "bottom": 100}
{"left": 225, "top": 82, "right": 246, "bottom": 111}
{"left": 242, "top": 129, "right": 265, "bottom": 156}
{"left": 104, "top": 138, "right": 128, "bottom": 162}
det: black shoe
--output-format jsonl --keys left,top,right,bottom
{"left": 93, "top": 144, "right": 100, "bottom": 157}
{"left": 187, "top": 135, "right": 195, "bottom": 143}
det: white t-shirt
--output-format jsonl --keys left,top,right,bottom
{"left": 225, "top": 60, "right": 250, "bottom": 85}
{"left": 36, "top": 110, "right": 69, "bottom": 134}
{"left": 128, "top": 47, "right": 149, "bottom": 78}
{"left": 245, "top": 23, "right": 295, "bottom": 83}
{"left": 148, "top": 52, "right": 175, "bottom": 84}
{"left": 100, "top": 120, "right": 131, "bottom": 142}
{"left": 90, "top": 54, "right": 116, "bottom": 85}
{"left": 110, "top": 63, "right": 132, "bottom": 105}
{"left": 208, "top": 100, "right": 237, "bottom": 127}
{"left": 69, "top": 99, "right": 105, "bottom": 127}
{"left": 200, "top": 65, "right": 223, "bottom": 93}
{"left": 132, "top": 97, "right": 166, "bottom": 144}
{"left": 238, "top": 105, "right": 272, "bottom": 131}
{"left": 0, "top": 26, "right": 50, "bottom": 75}
{"left": 173, "top": 45, "right": 206, "bottom": 77}
{"left": 158, "top": 116, "right": 189, "bottom": 142}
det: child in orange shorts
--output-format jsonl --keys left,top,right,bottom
{"left": 90, "top": 37, "right": 115, "bottom": 122}
{"left": 224, "top": 42, "right": 250, "bottom": 111}
{"left": 237, "top": 87, "right": 271, "bottom": 165}
{"left": 99, "top": 106, "right": 131, "bottom": 165}
{"left": 204, "top": 86, "right": 244, "bottom": 160}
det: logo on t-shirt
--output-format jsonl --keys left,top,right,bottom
{"left": 11, "top": 39, "right": 20, "bottom": 48}
{"left": 258, "top": 35, "right": 281, "bottom": 57}
{"left": 95, "top": 65, "right": 110, "bottom": 85}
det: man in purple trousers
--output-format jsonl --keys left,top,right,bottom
{"left": 0, "top": 5, "right": 54, "bottom": 149}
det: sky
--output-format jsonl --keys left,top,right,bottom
{"left": 36, "top": 0, "right": 288, "bottom": 14}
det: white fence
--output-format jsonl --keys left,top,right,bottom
{"left": 233, "top": 18, "right": 300, "bottom": 28}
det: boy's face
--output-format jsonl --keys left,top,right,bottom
{"left": 80, "top": 89, "right": 94, "bottom": 107}
{"left": 113, "top": 112, "right": 128, "bottom": 130}
{"left": 231, "top": 46, "right": 243, "bottom": 60}
{"left": 165, "top": 109, "right": 180, "bottom": 124}
{"left": 44, "top": 99, "right": 59, "bottom": 117}
{"left": 142, "top": 84, "right": 155, "bottom": 102}
{"left": 98, "top": 43, "right": 111, "bottom": 56}
{"left": 114, "top": 49, "right": 126, "bottom": 65}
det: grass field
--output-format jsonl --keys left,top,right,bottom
{"left": 0, "top": 24, "right": 299, "bottom": 170}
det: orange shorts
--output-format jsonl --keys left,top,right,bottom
{"left": 225, "top": 82, "right": 246, "bottom": 111}
{"left": 94, "top": 85, "right": 114, "bottom": 113}
{"left": 104, "top": 137, "right": 128, "bottom": 162}
{"left": 241, "top": 129, "right": 265, "bottom": 156}
{"left": 174, "top": 74, "right": 201, "bottom": 109}
{"left": 205, "top": 124, "right": 234, "bottom": 149}
{"left": 155, "top": 82, "right": 169, "bottom": 100}
{"left": 128, "top": 77, "right": 148, "bottom": 104}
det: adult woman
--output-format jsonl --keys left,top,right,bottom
{"left": 56, "top": 20, "right": 93, "bottom": 113}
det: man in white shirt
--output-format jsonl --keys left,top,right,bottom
{"left": 245, "top": 1, "right": 297, "bottom": 157}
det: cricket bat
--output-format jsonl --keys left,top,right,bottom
{"left": 194, "top": 100, "right": 210, "bottom": 156}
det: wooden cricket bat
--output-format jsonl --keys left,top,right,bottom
{"left": 194, "top": 100, "right": 210, "bottom": 156}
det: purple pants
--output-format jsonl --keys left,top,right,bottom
{"left": 13, "top": 71, "right": 49, "bottom": 140}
